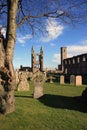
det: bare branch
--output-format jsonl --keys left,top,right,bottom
{"left": 0, "top": 11, "right": 7, "bottom": 14}
{"left": 17, "top": 10, "right": 65, "bottom": 28}
{"left": 0, "top": 4, "right": 7, "bottom": 7}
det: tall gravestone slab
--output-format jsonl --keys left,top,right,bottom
{"left": 31, "top": 70, "right": 46, "bottom": 99}
{"left": 18, "top": 72, "right": 29, "bottom": 91}
{"left": 34, "top": 84, "right": 43, "bottom": 99}
{"left": 70, "top": 75, "right": 75, "bottom": 85}
{"left": 15, "top": 70, "right": 19, "bottom": 85}
{"left": 75, "top": 75, "right": 82, "bottom": 86}
{"left": 60, "top": 75, "right": 65, "bottom": 84}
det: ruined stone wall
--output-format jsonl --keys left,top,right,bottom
{"left": 63, "top": 53, "right": 87, "bottom": 75}
{"left": 31, "top": 47, "right": 43, "bottom": 72}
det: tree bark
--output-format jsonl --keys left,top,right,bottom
{"left": 6, "top": 0, "right": 18, "bottom": 76}
{"left": 0, "top": 0, "right": 18, "bottom": 114}
{"left": 0, "top": 36, "right": 5, "bottom": 67}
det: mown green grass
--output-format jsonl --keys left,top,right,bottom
{"left": 0, "top": 82, "right": 87, "bottom": 130}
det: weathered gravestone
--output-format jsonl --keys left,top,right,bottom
{"left": 70, "top": 75, "right": 75, "bottom": 85}
{"left": 75, "top": 75, "right": 82, "bottom": 86}
{"left": 31, "top": 69, "right": 46, "bottom": 99}
{"left": 48, "top": 75, "right": 55, "bottom": 83}
{"left": 15, "top": 70, "right": 19, "bottom": 85}
{"left": 60, "top": 75, "right": 65, "bottom": 84}
{"left": 17, "top": 72, "right": 29, "bottom": 91}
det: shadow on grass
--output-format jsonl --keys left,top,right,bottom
{"left": 15, "top": 95, "right": 33, "bottom": 98}
{"left": 38, "top": 94, "right": 87, "bottom": 113}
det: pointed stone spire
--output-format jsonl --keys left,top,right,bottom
{"left": 40, "top": 46, "right": 43, "bottom": 53}
{"left": 31, "top": 46, "right": 34, "bottom": 53}
{"left": 40, "top": 46, "right": 43, "bottom": 51}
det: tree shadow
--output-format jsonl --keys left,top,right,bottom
{"left": 38, "top": 94, "right": 87, "bottom": 113}
{"left": 15, "top": 95, "right": 33, "bottom": 98}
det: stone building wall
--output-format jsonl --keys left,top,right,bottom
{"left": 63, "top": 53, "right": 87, "bottom": 75}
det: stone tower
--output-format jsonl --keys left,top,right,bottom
{"left": 31, "top": 46, "right": 35, "bottom": 71}
{"left": 40, "top": 47, "right": 43, "bottom": 71}
{"left": 31, "top": 46, "right": 43, "bottom": 72}
{"left": 61, "top": 47, "right": 67, "bottom": 71}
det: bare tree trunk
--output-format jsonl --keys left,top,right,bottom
{"left": 0, "top": 36, "right": 5, "bottom": 67}
{"left": 6, "top": 0, "right": 18, "bottom": 76}
{"left": 0, "top": 0, "right": 18, "bottom": 114}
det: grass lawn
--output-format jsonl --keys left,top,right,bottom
{"left": 0, "top": 82, "right": 87, "bottom": 130}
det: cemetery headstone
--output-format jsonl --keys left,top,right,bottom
{"left": 31, "top": 69, "right": 46, "bottom": 99}
{"left": 75, "top": 75, "right": 82, "bottom": 86}
{"left": 17, "top": 72, "right": 29, "bottom": 91}
{"left": 15, "top": 70, "right": 19, "bottom": 85}
{"left": 60, "top": 75, "right": 65, "bottom": 84}
{"left": 70, "top": 75, "right": 75, "bottom": 85}
{"left": 48, "top": 75, "right": 55, "bottom": 83}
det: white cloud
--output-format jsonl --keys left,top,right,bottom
{"left": 41, "top": 19, "right": 64, "bottom": 42}
{"left": 17, "top": 34, "right": 32, "bottom": 43}
{"left": 52, "top": 44, "right": 87, "bottom": 65}
{"left": 52, "top": 53, "right": 60, "bottom": 64}
{"left": 50, "top": 43, "right": 56, "bottom": 46}
{"left": 0, "top": 27, "right": 6, "bottom": 37}
{"left": 18, "top": 38, "right": 25, "bottom": 43}
{"left": 67, "top": 45, "right": 87, "bottom": 58}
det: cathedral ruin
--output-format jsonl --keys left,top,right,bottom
{"left": 31, "top": 46, "right": 43, "bottom": 72}
{"left": 58, "top": 47, "right": 87, "bottom": 75}
{"left": 20, "top": 46, "right": 44, "bottom": 72}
